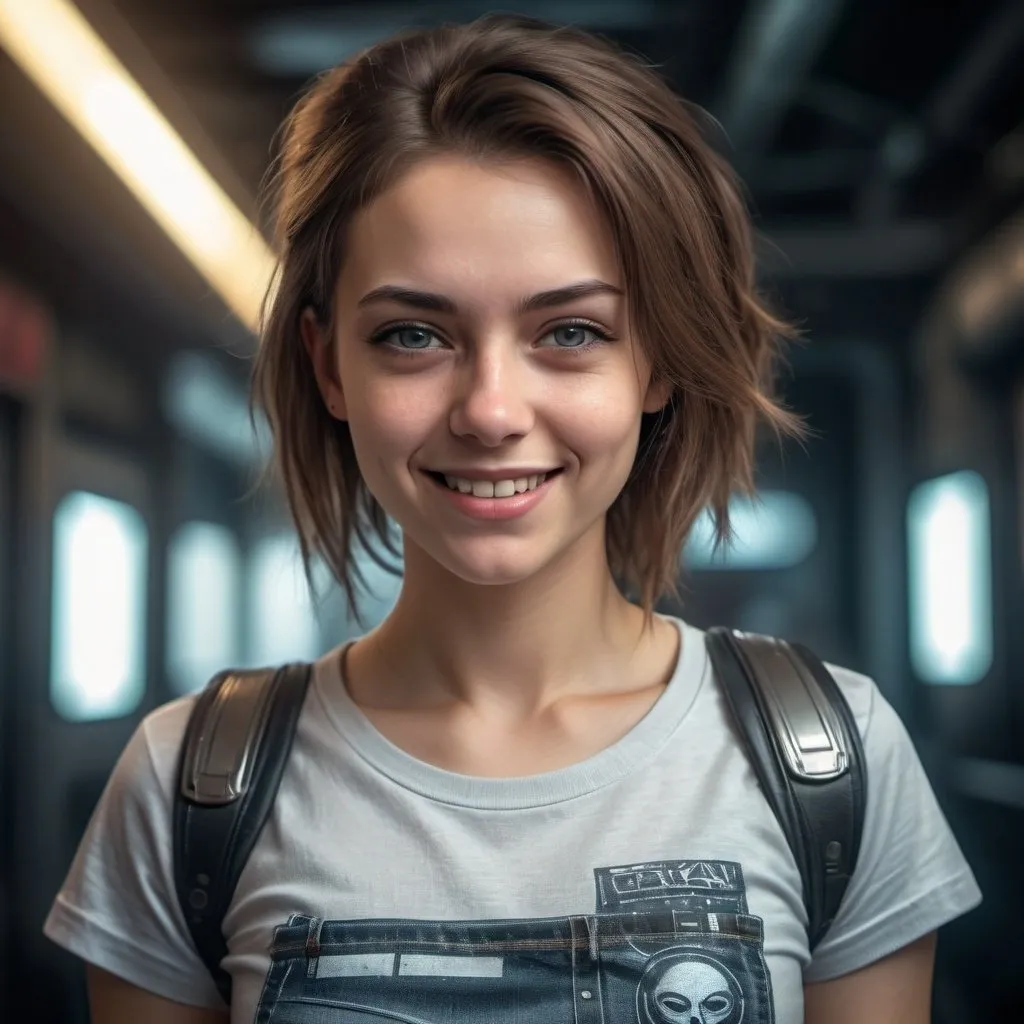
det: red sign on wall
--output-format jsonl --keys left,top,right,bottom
{"left": 0, "top": 278, "right": 50, "bottom": 388}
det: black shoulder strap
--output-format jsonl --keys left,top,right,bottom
{"left": 705, "top": 627, "right": 867, "bottom": 951}
{"left": 173, "top": 663, "right": 312, "bottom": 1004}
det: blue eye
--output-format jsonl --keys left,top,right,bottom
{"left": 370, "top": 320, "right": 613, "bottom": 354}
{"left": 372, "top": 324, "right": 441, "bottom": 350}
{"left": 391, "top": 327, "right": 436, "bottom": 349}
{"left": 541, "top": 322, "right": 612, "bottom": 350}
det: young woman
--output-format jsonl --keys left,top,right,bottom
{"left": 45, "top": 15, "right": 980, "bottom": 1024}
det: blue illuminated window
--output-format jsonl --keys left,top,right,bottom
{"left": 247, "top": 533, "right": 324, "bottom": 666}
{"left": 51, "top": 492, "right": 147, "bottom": 720}
{"left": 167, "top": 522, "right": 241, "bottom": 694}
{"left": 683, "top": 491, "right": 817, "bottom": 570}
{"left": 164, "top": 352, "right": 269, "bottom": 467}
{"left": 343, "top": 537, "right": 402, "bottom": 639}
{"left": 907, "top": 470, "right": 992, "bottom": 684}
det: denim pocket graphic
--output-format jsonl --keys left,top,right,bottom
{"left": 253, "top": 908, "right": 775, "bottom": 1024}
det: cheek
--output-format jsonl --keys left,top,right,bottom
{"left": 344, "top": 377, "right": 441, "bottom": 464}
{"left": 554, "top": 379, "right": 646, "bottom": 465}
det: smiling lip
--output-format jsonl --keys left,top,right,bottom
{"left": 423, "top": 468, "right": 561, "bottom": 521}
{"left": 426, "top": 467, "right": 560, "bottom": 480}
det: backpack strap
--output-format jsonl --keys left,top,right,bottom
{"left": 173, "top": 663, "right": 312, "bottom": 1004}
{"left": 705, "top": 627, "right": 867, "bottom": 951}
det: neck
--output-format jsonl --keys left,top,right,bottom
{"left": 357, "top": 525, "right": 656, "bottom": 713}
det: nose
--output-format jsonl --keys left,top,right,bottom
{"left": 448, "top": 342, "right": 535, "bottom": 446}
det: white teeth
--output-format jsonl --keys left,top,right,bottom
{"left": 440, "top": 472, "right": 555, "bottom": 496}
{"left": 443, "top": 474, "right": 473, "bottom": 494}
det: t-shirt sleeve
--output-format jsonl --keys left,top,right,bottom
{"left": 43, "top": 698, "right": 225, "bottom": 1009}
{"left": 803, "top": 676, "right": 982, "bottom": 982}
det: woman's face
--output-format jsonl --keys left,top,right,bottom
{"left": 306, "top": 155, "right": 667, "bottom": 588}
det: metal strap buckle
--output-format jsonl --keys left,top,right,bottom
{"left": 732, "top": 632, "right": 849, "bottom": 782}
{"left": 180, "top": 671, "right": 276, "bottom": 806}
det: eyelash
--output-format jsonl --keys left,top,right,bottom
{"left": 368, "top": 319, "right": 617, "bottom": 357}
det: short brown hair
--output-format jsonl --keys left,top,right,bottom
{"left": 253, "top": 14, "right": 800, "bottom": 619}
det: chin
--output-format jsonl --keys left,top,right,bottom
{"left": 438, "top": 553, "right": 549, "bottom": 588}
{"left": 428, "top": 537, "right": 560, "bottom": 589}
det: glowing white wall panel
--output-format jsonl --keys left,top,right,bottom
{"left": 164, "top": 352, "right": 268, "bottom": 468}
{"left": 907, "top": 470, "right": 992, "bottom": 684}
{"left": 167, "top": 522, "right": 241, "bottom": 693}
{"left": 684, "top": 491, "right": 818, "bottom": 570}
{"left": 247, "top": 533, "right": 322, "bottom": 666}
{"left": 51, "top": 491, "right": 147, "bottom": 719}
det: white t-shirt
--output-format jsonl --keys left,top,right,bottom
{"left": 44, "top": 618, "right": 981, "bottom": 1023}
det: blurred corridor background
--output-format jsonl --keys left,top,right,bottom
{"left": 0, "top": 0, "right": 1022, "bottom": 1019}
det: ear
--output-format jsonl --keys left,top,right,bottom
{"left": 300, "top": 308, "right": 347, "bottom": 420}
{"left": 642, "top": 375, "right": 671, "bottom": 415}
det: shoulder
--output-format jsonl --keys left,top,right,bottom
{"left": 821, "top": 660, "right": 877, "bottom": 740}
{"left": 692, "top": 621, "right": 916, "bottom": 791}
{"left": 122, "top": 694, "right": 200, "bottom": 798}
{"left": 78, "top": 694, "right": 202, "bottom": 845}
{"left": 135, "top": 661, "right": 330, "bottom": 807}
{"left": 44, "top": 691, "right": 226, "bottom": 1008}
{"left": 821, "top": 659, "right": 915, "bottom": 774}
{"left": 688, "top": 620, "right": 881, "bottom": 741}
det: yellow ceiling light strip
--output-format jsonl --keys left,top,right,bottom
{"left": 0, "top": 0, "right": 275, "bottom": 332}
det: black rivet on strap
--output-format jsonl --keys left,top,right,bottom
{"left": 825, "top": 840, "right": 842, "bottom": 872}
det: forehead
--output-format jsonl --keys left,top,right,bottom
{"left": 338, "top": 156, "right": 621, "bottom": 307}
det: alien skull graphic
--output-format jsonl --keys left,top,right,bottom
{"left": 637, "top": 950, "right": 744, "bottom": 1024}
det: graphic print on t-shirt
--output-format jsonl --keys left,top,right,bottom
{"left": 596, "top": 860, "right": 772, "bottom": 1024}
{"left": 253, "top": 859, "right": 774, "bottom": 1023}
{"left": 596, "top": 859, "right": 750, "bottom": 914}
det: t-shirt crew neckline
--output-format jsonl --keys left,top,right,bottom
{"left": 312, "top": 615, "right": 707, "bottom": 810}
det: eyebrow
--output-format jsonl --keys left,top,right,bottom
{"left": 356, "top": 279, "right": 624, "bottom": 315}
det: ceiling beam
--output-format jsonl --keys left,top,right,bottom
{"left": 715, "top": 0, "right": 845, "bottom": 158}
{"left": 857, "top": 0, "right": 1024, "bottom": 224}
{"left": 748, "top": 150, "right": 873, "bottom": 194}
{"left": 0, "top": 50, "right": 253, "bottom": 358}
{"left": 72, "top": 0, "right": 261, "bottom": 220}
{"left": 758, "top": 221, "right": 956, "bottom": 278}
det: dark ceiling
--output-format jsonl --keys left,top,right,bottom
{"left": 1, "top": 0, "right": 1023, "bottom": 364}
{"left": 106, "top": 0, "right": 1024, "bottom": 227}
